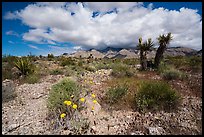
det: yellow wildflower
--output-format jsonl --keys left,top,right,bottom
{"left": 91, "top": 93, "right": 96, "bottom": 98}
{"left": 67, "top": 101, "right": 72, "bottom": 106}
{"left": 64, "top": 100, "right": 68, "bottom": 104}
{"left": 60, "top": 113, "right": 66, "bottom": 118}
{"left": 93, "top": 100, "right": 97, "bottom": 104}
{"left": 64, "top": 101, "right": 72, "bottom": 106}
{"left": 72, "top": 104, "right": 77, "bottom": 109}
{"left": 80, "top": 98, "right": 85, "bottom": 102}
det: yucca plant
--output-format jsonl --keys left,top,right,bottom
{"left": 14, "top": 57, "right": 35, "bottom": 76}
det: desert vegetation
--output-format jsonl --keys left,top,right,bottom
{"left": 2, "top": 34, "right": 202, "bottom": 135}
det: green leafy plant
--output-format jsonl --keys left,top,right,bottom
{"left": 22, "top": 73, "right": 41, "bottom": 84}
{"left": 48, "top": 78, "right": 80, "bottom": 112}
{"left": 50, "top": 69, "right": 64, "bottom": 75}
{"left": 162, "top": 69, "right": 187, "bottom": 80}
{"left": 47, "top": 78, "right": 92, "bottom": 134}
{"left": 158, "top": 62, "right": 187, "bottom": 80}
{"left": 59, "top": 57, "right": 76, "bottom": 66}
{"left": 111, "top": 63, "right": 134, "bottom": 77}
{"left": 106, "top": 84, "right": 129, "bottom": 104}
{"left": 2, "top": 55, "right": 19, "bottom": 81}
{"left": 83, "top": 65, "right": 96, "bottom": 72}
{"left": 189, "top": 56, "right": 202, "bottom": 71}
{"left": 135, "top": 81, "right": 180, "bottom": 112}
{"left": 14, "top": 57, "right": 35, "bottom": 76}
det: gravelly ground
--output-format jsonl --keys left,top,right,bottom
{"left": 2, "top": 69, "right": 202, "bottom": 135}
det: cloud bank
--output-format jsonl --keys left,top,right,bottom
{"left": 5, "top": 2, "right": 202, "bottom": 50}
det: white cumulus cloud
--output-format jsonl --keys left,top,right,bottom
{"left": 4, "top": 2, "right": 202, "bottom": 50}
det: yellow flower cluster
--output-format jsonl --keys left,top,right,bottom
{"left": 62, "top": 91, "right": 98, "bottom": 118}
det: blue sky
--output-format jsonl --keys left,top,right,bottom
{"left": 2, "top": 2, "right": 202, "bottom": 56}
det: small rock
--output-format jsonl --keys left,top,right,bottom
{"left": 148, "top": 127, "right": 165, "bottom": 135}
{"left": 7, "top": 124, "right": 20, "bottom": 132}
{"left": 90, "top": 126, "right": 97, "bottom": 134}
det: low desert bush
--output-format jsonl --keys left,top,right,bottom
{"left": 83, "top": 65, "right": 96, "bottom": 72}
{"left": 105, "top": 84, "right": 129, "bottom": 104}
{"left": 64, "top": 66, "right": 76, "bottom": 76}
{"left": 135, "top": 81, "right": 181, "bottom": 112}
{"left": 59, "top": 57, "right": 76, "bottom": 66}
{"left": 47, "top": 78, "right": 80, "bottom": 112}
{"left": 111, "top": 63, "right": 134, "bottom": 77}
{"left": 22, "top": 73, "right": 41, "bottom": 84}
{"left": 162, "top": 69, "right": 187, "bottom": 80}
{"left": 50, "top": 69, "right": 64, "bottom": 75}
{"left": 123, "top": 58, "right": 140, "bottom": 66}
{"left": 188, "top": 56, "right": 202, "bottom": 71}
{"left": 158, "top": 62, "right": 187, "bottom": 80}
{"left": 47, "top": 78, "right": 90, "bottom": 134}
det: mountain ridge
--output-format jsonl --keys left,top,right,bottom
{"left": 64, "top": 46, "right": 201, "bottom": 59}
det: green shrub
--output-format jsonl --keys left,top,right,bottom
{"left": 157, "top": 61, "right": 172, "bottom": 74}
{"left": 78, "top": 60, "right": 83, "bottom": 67}
{"left": 47, "top": 78, "right": 90, "bottom": 134}
{"left": 123, "top": 58, "right": 140, "bottom": 66}
{"left": 165, "top": 56, "right": 188, "bottom": 68}
{"left": 188, "top": 56, "right": 202, "bottom": 70}
{"left": 165, "top": 56, "right": 202, "bottom": 71}
{"left": 162, "top": 69, "right": 187, "bottom": 80}
{"left": 158, "top": 62, "right": 187, "bottom": 80}
{"left": 50, "top": 69, "right": 63, "bottom": 75}
{"left": 47, "top": 78, "right": 80, "bottom": 112}
{"left": 83, "top": 65, "right": 96, "bottom": 72}
{"left": 2, "top": 54, "right": 16, "bottom": 63}
{"left": 23, "top": 73, "right": 41, "bottom": 84}
{"left": 106, "top": 84, "right": 128, "bottom": 104}
{"left": 64, "top": 66, "right": 76, "bottom": 76}
{"left": 2, "top": 55, "right": 18, "bottom": 81}
{"left": 95, "top": 62, "right": 112, "bottom": 70}
{"left": 111, "top": 63, "right": 134, "bottom": 77}
{"left": 60, "top": 57, "right": 76, "bottom": 66}
{"left": 135, "top": 81, "right": 180, "bottom": 112}
{"left": 14, "top": 57, "right": 35, "bottom": 76}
